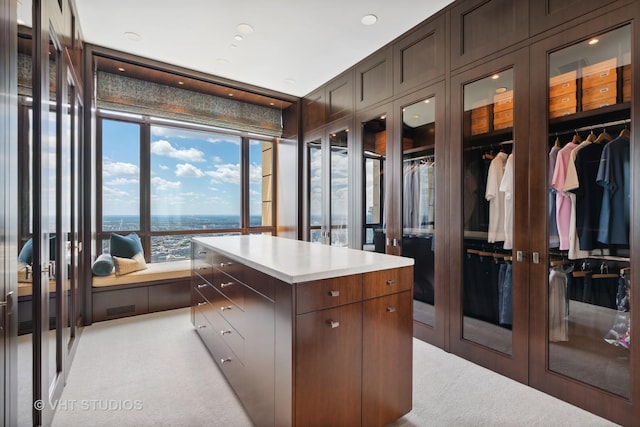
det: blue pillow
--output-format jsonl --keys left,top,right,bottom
{"left": 92, "top": 253, "right": 115, "bottom": 276}
{"left": 18, "top": 238, "right": 33, "bottom": 265}
{"left": 110, "top": 233, "right": 143, "bottom": 259}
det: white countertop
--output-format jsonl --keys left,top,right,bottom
{"left": 193, "top": 235, "right": 414, "bottom": 284}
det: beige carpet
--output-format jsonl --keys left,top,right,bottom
{"left": 50, "top": 308, "right": 619, "bottom": 427}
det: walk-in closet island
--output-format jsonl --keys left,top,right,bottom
{"left": 190, "top": 235, "right": 414, "bottom": 427}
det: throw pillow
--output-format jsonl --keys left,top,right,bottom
{"left": 92, "top": 253, "right": 115, "bottom": 276}
{"left": 18, "top": 238, "right": 33, "bottom": 265}
{"left": 110, "top": 233, "right": 143, "bottom": 259}
{"left": 113, "top": 252, "right": 148, "bottom": 276}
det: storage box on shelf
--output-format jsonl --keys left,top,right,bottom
{"left": 470, "top": 102, "right": 490, "bottom": 135}
{"left": 493, "top": 90, "right": 513, "bottom": 130}
{"left": 623, "top": 64, "right": 631, "bottom": 102}
{"left": 549, "top": 70, "right": 577, "bottom": 118}
{"left": 581, "top": 58, "right": 617, "bottom": 111}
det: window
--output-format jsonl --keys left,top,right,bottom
{"left": 97, "top": 113, "right": 276, "bottom": 261}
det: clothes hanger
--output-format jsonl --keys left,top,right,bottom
{"left": 570, "top": 130, "right": 582, "bottom": 144}
{"left": 619, "top": 127, "right": 630, "bottom": 138}
{"left": 554, "top": 133, "right": 561, "bottom": 147}
{"left": 594, "top": 127, "right": 612, "bottom": 144}
{"left": 585, "top": 130, "right": 596, "bottom": 142}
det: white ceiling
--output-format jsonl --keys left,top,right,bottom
{"left": 19, "top": 0, "right": 454, "bottom": 98}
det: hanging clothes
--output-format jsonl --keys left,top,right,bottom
{"left": 403, "top": 158, "right": 435, "bottom": 232}
{"left": 551, "top": 141, "right": 578, "bottom": 250}
{"left": 499, "top": 152, "right": 514, "bottom": 250}
{"left": 549, "top": 265, "right": 570, "bottom": 342}
{"left": 548, "top": 145, "right": 561, "bottom": 248}
{"left": 563, "top": 139, "right": 591, "bottom": 260}
{"left": 597, "top": 134, "right": 631, "bottom": 246}
{"left": 485, "top": 151, "right": 508, "bottom": 243}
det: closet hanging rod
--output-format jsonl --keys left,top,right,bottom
{"left": 464, "top": 139, "right": 513, "bottom": 152}
{"left": 403, "top": 154, "right": 434, "bottom": 162}
{"left": 553, "top": 119, "right": 630, "bottom": 137}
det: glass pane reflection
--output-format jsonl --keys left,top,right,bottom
{"left": 402, "top": 97, "right": 436, "bottom": 327}
{"left": 462, "top": 69, "right": 514, "bottom": 354}
{"left": 547, "top": 25, "right": 631, "bottom": 398}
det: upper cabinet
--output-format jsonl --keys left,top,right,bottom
{"left": 529, "top": 0, "right": 620, "bottom": 36}
{"left": 302, "top": 87, "right": 326, "bottom": 132}
{"left": 355, "top": 46, "right": 393, "bottom": 111}
{"left": 450, "top": 0, "right": 529, "bottom": 70}
{"left": 393, "top": 14, "right": 446, "bottom": 96}
{"left": 326, "top": 69, "right": 354, "bottom": 123}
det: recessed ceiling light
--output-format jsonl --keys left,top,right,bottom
{"left": 361, "top": 14, "right": 377, "bottom": 25}
{"left": 492, "top": 74, "right": 500, "bottom": 80}
{"left": 124, "top": 32, "right": 141, "bottom": 42}
{"left": 588, "top": 38, "right": 599, "bottom": 45}
{"left": 269, "top": 102, "right": 275, "bottom": 106}
{"left": 178, "top": 81, "right": 184, "bottom": 85}
{"left": 424, "top": 99, "right": 430, "bottom": 103}
{"left": 495, "top": 87, "right": 507, "bottom": 93}
{"left": 234, "top": 35, "right": 243, "bottom": 41}
{"left": 236, "top": 23, "right": 254, "bottom": 34}
{"left": 228, "top": 93, "right": 234, "bottom": 97}
{"left": 117, "top": 67, "right": 125, "bottom": 72}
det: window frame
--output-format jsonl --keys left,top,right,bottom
{"left": 96, "top": 109, "right": 277, "bottom": 261}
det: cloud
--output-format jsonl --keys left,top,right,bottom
{"left": 205, "top": 163, "right": 240, "bottom": 184}
{"left": 249, "top": 163, "right": 263, "bottom": 184}
{"left": 102, "top": 186, "right": 130, "bottom": 197}
{"left": 106, "top": 178, "right": 139, "bottom": 186}
{"left": 176, "top": 163, "right": 205, "bottom": 177}
{"left": 159, "top": 164, "right": 169, "bottom": 171}
{"left": 103, "top": 161, "right": 139, "bottom": 177}
{"left": 151, "top": 176, "right": 182, "bottom": 191}
{"left": 151, "top": 140, "right": 205, "bottom": 162}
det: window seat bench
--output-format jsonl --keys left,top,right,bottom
{"left": 92, "top": 259, "right": 191, "bottom": 322}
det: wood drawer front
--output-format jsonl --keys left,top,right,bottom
{"left": 211, "top": 270, "right": 246, "bottom": 309}
{"left": 192, "top": 244, "right": 213, "bottom": 281}
{"left": 194, "top": 308, "right": 243, "bottom": 382}
{"left": 363, "top": 267, "right": 413, "bottom": 299}
{"left": 296, "top": 274, "right": 362, "bottom": 314}
{"left": 207, "top": 307, "right": 245, "bottom": 365}
{"left": 582, "top": 67, "right": 617, "bottom": 89}
{"left": 197, "top": 282, "right": 245, "bottom": 332}
{"left": 211, "top": 251, "right": 245, "bottom": 283}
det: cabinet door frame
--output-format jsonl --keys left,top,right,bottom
{"left": 528, "top": 10, "right": 640, "bottom": 425}
{"left": 448, "top": 47, "right": 530, "bottom": 383}
{"left": 393, "top": 83, "right": 447, "bottom": 348}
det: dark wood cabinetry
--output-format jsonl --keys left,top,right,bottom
{"left": 192, "top": 236, "right": 413, "bottom": 427}
{"left": 299, "top": 0, "right": 639, "bottom": 424}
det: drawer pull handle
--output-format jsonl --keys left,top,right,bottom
{"left": 220, "top": 357, "right": 232, "bottom": 364}
{"left": 197, "top": 284, "right": 207, "bottom": 289}
{"left": 387, "top": 306, "right": 397, "bottom": 313}
{"left": 386, "top": 280, "right": 396, "bottom": 286}
{"left": 220, "top": 262, "right": 233, "bottom": 268}
{"left": 198, "top": 266, "right": 208, "bottom": 270}
{"left": 197, "top": 301, "right": 207, "bottom": 306}
{"left": 220, "top": 282, "right": 235, "bottom": 288}
{"left": 327, "top": 320, "right": 340, "bottom": 329}
{"left": 329, "top": 290, "right": 340, "bottom": 297}
{"left": 197, "top": 324, "right": 206, "bottom": 329}
{"left": 198, "top": 251, "right": 207, "bottom": 255}
{"left": 599, "top": 87, "right": 609, "bottom": 93}
{"left": 221, "top": 330, "right": 232, "bottom": 335}
{"left": 220, "top": 306, "right": 233, "bottom": 312}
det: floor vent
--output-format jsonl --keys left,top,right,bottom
{"left": 106, "top": 305, "right": 136, "bottom": 317}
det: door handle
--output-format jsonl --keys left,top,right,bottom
{"left": 0, "top": 291, "right": 13, "bottom": 307}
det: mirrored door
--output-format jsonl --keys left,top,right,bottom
{"left": 450, "top": 48, "right": 529, "bottom": 382}
{"left": 529, "top": 22, "right": 637, "bottom": 425}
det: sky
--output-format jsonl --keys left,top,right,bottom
{"left": 101, "top": 119, "right": 266, "bottom": 217}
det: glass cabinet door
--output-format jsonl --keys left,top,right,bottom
{"left": 461, "top": 69, "right": 515, "bottom": 355}
{"left": 362, "top": 116, "right": 386, "bottom": 252}
{"left": 401, "top": 96, "right": 436, "bottom": 327}
{"left": 307, "top": 138, "right": 323, "bottom": 243}
{"left": 544, "top": 24, "right": 632, "bottom": 398}
{"left": 329, "top": 129, "right": 349, "bottom": 246}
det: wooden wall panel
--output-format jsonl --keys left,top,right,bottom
{"left": 529, "top": 0, "right": 619, "bottom": 36}
{"left": 327, "top": 70, "right": 354, "bottom": 123}
{"left": 393, "top": 15, "right": 446, "bottom": 95}
{"left": 302, "top": 88, "right": 326, "bottom": 133}
{"left": 451, "top": 0, "right": 528, "bottom": 70}
{"left": 356, "top": 46, "right": 393, "bottom": 111}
